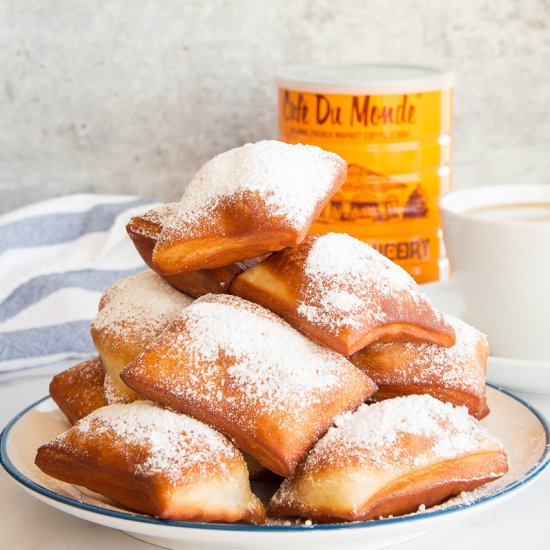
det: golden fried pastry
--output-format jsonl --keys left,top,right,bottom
{"left": 121, "top": 294, "right": 376, "bottom": 477}
{"left": 126, "top": 203, "right": 266, "bottom": 298}
{"left": 350, "top": 315, "right": 490, "bottom": 419}
{"left": 151, "top": 141, "right": 347, "bottom": 275}
{"left": 49, "top": 357, "right": 107, "bottom": 424}
{"left": 91, "top": 271, "right": 193, "bottom": 403}
{"left": 269, "top": 394, "right": 508, "bottom": 522}
{"left": 231, "top": 232, "right": 455, "bottom": 356}
{"left": 35, "top": 401, "right": 265, "bottom": 523}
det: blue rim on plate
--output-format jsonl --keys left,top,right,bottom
{"left": 1, "top": 384, "right": 549, "bottom": 533}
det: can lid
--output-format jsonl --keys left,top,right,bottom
{"left": 275, "top": 64, "right": 455, "bottom": 94}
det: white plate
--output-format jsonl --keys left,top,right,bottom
{"left": 422, "top": 281, "right": 550, "bottom": 395}
{"left": 1, "top": 388, "right": 549, "bottom": 550}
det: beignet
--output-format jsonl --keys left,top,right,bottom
{"left": 49, "top": 357, "right": 107, "bottom": 424}
{"left": 126, "top": 203, "right": 266, "bottom": 298}
{"left": 231, "top": 232, "right": 455, "bottom": 355}
{"left": 120, "top": 294, "right": 376, "bottom": 477}
{"left": 350, "top": 315, "right": 489, "bottom": 419}
{"left": 35, "top": 401, "right": 265, "bottom": 524}
{"left": 269, "top": 394, "right": 508, "bottom": 522}
{"left": 152, "top": 141, "right": 347, "bottom": 274}
{"left": 91, "top": 271, "right": 193, "bottom": 403}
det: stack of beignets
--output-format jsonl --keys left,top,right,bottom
{"left": 120, "top": 293, "right": 376, "bottom": 477}
{"left": 36, "top": 140, "right": 506, "bottom": 525}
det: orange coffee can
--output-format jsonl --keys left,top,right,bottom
{"left": 276, "top": 64, "right": 455, "bottom": 283}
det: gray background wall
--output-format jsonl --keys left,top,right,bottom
{"left": 1, "top": 0, "right": 549, "bottom": 212}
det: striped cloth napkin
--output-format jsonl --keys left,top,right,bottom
{"left": 0, "top": 194, "right": 159, "bottom": 380}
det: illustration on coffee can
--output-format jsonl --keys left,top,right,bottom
{"left": 276, "top": 64, "right": 454, "bottom": 283}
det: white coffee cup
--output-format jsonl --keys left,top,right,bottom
{"left": 440, "top": 184, "right": 550, "bottom": 362}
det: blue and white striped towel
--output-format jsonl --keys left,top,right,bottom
{"left": 0, "top": 194, "right": 160, "bottom": 380}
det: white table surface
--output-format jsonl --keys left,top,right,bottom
{"left": 1, "top": 375, "right": 549, "bottom": 550}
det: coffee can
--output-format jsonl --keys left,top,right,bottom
{"left": 276, "top": 64, "right": 455, "bottom": 283}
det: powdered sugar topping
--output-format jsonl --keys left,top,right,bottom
{"left": 165, "top": 141, "right": 345, "bottom": 232}
{"left": 297, "top": 233, "right": 437, "bottom": 331}
{"left": 53, "top": 357, "right": 106, "bottom": 415}
{"left": 55, "top": 401, "right": 239, "bottom": 484}
{"left": 306, "top": 395, "right": 503, "bottom": 473}
{"left": 364, "top": 315, "right": 488, "bottom": 394}
{"left": 66, "top": 357, "right": 103, "bottom": 389}
{"left": 103, "top": 372, "right": 133, "bottom": 405}
{"left": 133, "top": 203, "right": 178, "bottom": 237}
{"left": 149, "top": 294, "right": 363, "bottom": 415}
{"left": 92, "top": 271, "right": 193, "bottom": 344}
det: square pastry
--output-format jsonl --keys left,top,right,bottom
{"left": 231, "top": 232, "right": 455, "bottom": 355}
{"left": 151, "top": 141, "right": 347, "bottom": 274}
{"left": 121, "top": 294, "right": 376, "bottom": 477}
{"left": 35, "top": 402, "right": 265, "bottom": 523}
{"left": 350, "top": 315, "right": 489, "bottom": 418}
{"left": 269, "top": 395, "right": 508, "bottom": 522}
{"left": 126, "top": 203, "right": 265, "bottom": 298}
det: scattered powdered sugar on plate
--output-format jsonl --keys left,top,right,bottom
{"left": 296, "top": 233, "right": 440, "bottom": 332}
{"left": 364, "top": 315, "right": 488, "bottom": 394}
{"left": 165, "top": 141, "right": 345, "bottom": 233}
{"left": 92, "top": 271, "right": 193, "bottom": 344}
{"left": 155, "top": 294, "right": 357, "bottom": 414}
{"left": 54, "top": 401, "right": 238, "bottom": 483}
{"left": 306, "top": 394, "right": 503, "bottom": 473}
